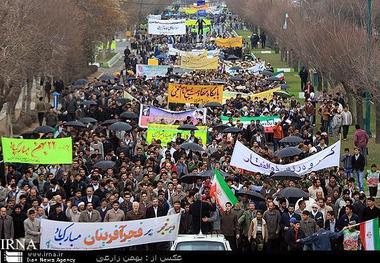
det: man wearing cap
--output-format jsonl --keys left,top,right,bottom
{"left": 285, "top": 218, "right": 305, "bottom": 251}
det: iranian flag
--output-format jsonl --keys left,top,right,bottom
{"left": 274, "top": 71, "right": 285, "bottom": 80}
{"left": 210, "top": 169, "right": 238, "bottom": 211}
{"left": 360, "top": 218, "right": 380, "bottom": 251}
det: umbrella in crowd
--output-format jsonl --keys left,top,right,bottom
{"left": 93, "top": 160, "right": 115, "bottom": 170}
{"left": 33, "top": 126, "right": 54, "bottom": 134}
{"left": 79, "top": 117, "right": 97, "bottom": 124}
{"left": 229, "top": 66, "right": 243, "bottom": 71}
{"left": 213, "top": 124, "right": 230, "bottom": 131}
{"left": 223, "top": 127, "right": 242, "bottom": 134}
{"left": 210, "top": 79, "right": 226, "bottom": 84}
{"left": 280, "top": 136, "right": 304, "bottom": 144}
{"left": 179, "top": 174, "right": 206, "bottom": 184}
{"left": 120, "top": 111, "right": 137, "bottom": 119}
{"left": 116, "top": 98, "right": 130, "bottom": 105}
{"left": 204, "top": 102, "right": 222, "bottom": 108}
{"left": 180, "top": 142, "right": 205, "bottom": 152}
{"left": 274, "top": 90, "right": 291, "bottom": 98}
{"left": 98, "top": 74, "right": 114, "bottom": 81}
{"left": 81, "top": 100, "right": 97, "bottom": 106}
{"left": 277, "top": 187, "right": 309, "bottom": 199}
{"left": 178, "top": 124, "right": 198, "bottom": 131}
{"left": 226, "top": 55, "right": 239, "bottom": 61}
{"left": 64, "top": 121, "right": 86, "bottom": 128}
{"left": 108, "top": 122, "right": 132, "bottom": 132}
{"left": 73, "top": 79, "right": 87, "bottom": 86}
{"left": 229, "top": 76, "right": 245, "bottom": 82}
{"left": 261, "top": 70, "right": 274, "bottom": 76}
{"left": 236, "top": 189, "right": 265, "bottom": 200}
{"left": 101, "top": 119, "right": 119, "bottom": 126}
{"left": 271, "top": 170, "right": 303, "bottom": 181}
{"left": 274, "top": 146, "right": 302, "bottom": 158}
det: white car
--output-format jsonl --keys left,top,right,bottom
{"left": 170, "top": 234, "right": 232, "bottom": 251}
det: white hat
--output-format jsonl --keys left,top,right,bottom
{"left": 78, "top": 202, "right": 85, "bottom": 207}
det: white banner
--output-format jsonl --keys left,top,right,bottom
{"left": 168, "top": 46, "right": 220, "bottom": 57}
{"left": 230, "top": 140, "right": 341, "bottom": 175}
{"left": 148, "top": 19, "right": 186, "bottom": 35}
{"left": 40, "top": 214, "right": 180, "bottom": 250}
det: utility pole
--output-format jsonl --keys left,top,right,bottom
{"left": 365, "top": 0, "right": 372, "bottom": 136}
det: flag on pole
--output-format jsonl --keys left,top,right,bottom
{"left": 210, "top": 169, "right": 238, "bottom": 211}
{"left": 274, "top": 71, "right": 285, "bottom": 80}
{"left": 360, "top": 218, "right": 380, "bottom": 251}
{"left": 283, "top": 12, "right": 289, "bottom": 30}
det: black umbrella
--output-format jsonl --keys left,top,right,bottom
{"left": 271, "top": 170, "right": 303, "bottom": 181}
{"left": 64, "top": 120, "right": 86, "bottom": 128}
{"left": 178, "top": 124, "right": 198, "bottom": 131}
{"left": 210, "top": 79, "right": 226, "bottom": 84}
{"left": 230, "top": 66, "right": 243, "bottom": 71}
{"left": 93, "top": 160, "right": 115, "bottom": 170}
{"left": 109, "top": 122, "right": 132, "bottom": 132}
{"left": 180, "top": 142, "right": 205, "bottom": 152}
{"left": 280, "top": 136, "right": 304, "bottom": 144}
{"left": 101, "top": 119, "right": 119, "bottom": 126}
{"left": 179, "top": 174, "right": 207, "bottom": 184}
{"left": 229, "top": 76, "right": 245, "bottom": 82}
{"left": 79, "top": 117, "right": 97, "bottom": 124}
{"left": 223, "top": 127, "right": 242, "bottom": 134}
{"left": 113, "top": 85, "right": 125, "bottom": 90}
{"left": 204, "top": 102, "right": 222, "bottom": 107}
{"left": 261, "top": 70, "right": 274, "bottom": 76}
{"left": 227, "top": 55, "right": 239, "bottom": 61}
{"left": 120, "top": 111, "right": 137, "bottom": 119}
{"left": 275, "top": 147, "right": 302, "bottom": 158}
{"left": 267, "top": 76, "right": 281, "bottom": 81}
{"left": 98, "top": 74, "right": 114, "bottom": 81}
{"left": 274, "top": 90, "right": 291, "bottom": 98}
{"left": 81, "top": 100, "right": 97, "bottom": 106}
{"left": 236, "top": 189, "right": 265, "bottom": 200}
{"left": 116, "top": 98, "right": 130, "bottom": 105}
{"left": 73, "top": 79, "right": 87, "bottom": 86}
{"left": 33, "top": 126, "right": 54, "bottom": 133}
{"left": 277, "top": 187, "right": 309, "bottom": 199}
{"left": 213, "top": 124, "right": 230, "bottom": 131}
{"left": 93, "top": 82, "right": 106, "bottom": 88}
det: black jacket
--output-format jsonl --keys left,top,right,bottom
{"left": 189, "top": 200, "right": 216, "bottom": 234}
{"left": 362, "top": 206, "right": 380, "bottom": 222}
{"left": 285, "top": 228, "right": 305, "bottom": 251}
{"left": 145, "top": 206, "right": 166, "bottom": 218}
{"left": 351, "top": 154, "right": 365, "bottom": 171}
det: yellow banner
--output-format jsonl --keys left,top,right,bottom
{"left": 181, "top": 52, "right": 218, "bottom": 70}
{"left": 183, "top": 4, "right": 209, "bottom": 14}
{"left": 168, "top": 83, "right": 223, "bottom": 104}
{"left": 147, "top": 124, "right": 208, "bottom": 145}
{"left": 148, "top": 59, "right": 159, "bottom": 66}
{"left": 185, "top": 19, "right": 211, "bottom": 27}
{"left": 215, "top": 37, "right": 243, "bottom": 48}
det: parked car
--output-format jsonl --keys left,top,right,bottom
{"left": 170, "top": 234, "right": 231, "bottom": 251}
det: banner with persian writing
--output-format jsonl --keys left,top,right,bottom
{"left": 146, "top": 124, "right": 208, "bottom": 146}
{"left": 168, "top": 83, "right": 223, "bottom": 104}
{"left": 40, "top": 214, "right": 180, "bottom": 250}
{"left": 230, "top": 140, "right": 341, "bottom": 175}
{"left": 215, "top": 37, "right": 243, "bottom": 48}
{"left": 220, "top": 115, "right": 281, "bottom": 133}
{"left": 1, "top": 137, "right": 72, "bottom": 164}
{"left": 148, "top": 19, "right": 186, "bottom": 35}
{"left": 136, "top": 64, "right": 170, "bottom": 79}
{"left": 139, "top": 104, "right": 206, "bottom": 128}
{"left": 180, "top": 52, "right": 219, "bottom": 70}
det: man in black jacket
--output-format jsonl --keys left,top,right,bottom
{"left": 362, "top": 197, "right": 380, "bottom": 222}
{"left": 351, "top": 147, "right": 366, "bottom": 192}
{"left": 189, "top": 193, "right": 216, "bottom": 234}
{"left": 285, "top": 218, "right": 305, "bottom": 251}
{"left": 145, "top": 198, "right": 166, "bottom": 218}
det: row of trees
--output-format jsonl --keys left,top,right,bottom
{"left": 227, "top": 0, "right": 380, "bottom": 143}
{"left": 0, "top": 0, "right": 171, "bottom": 135}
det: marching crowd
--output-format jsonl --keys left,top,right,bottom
{"left": 0, "top": 6, "right": 379, "bottom": 253}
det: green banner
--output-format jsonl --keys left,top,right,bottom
{"left": 146, "top": 124, "right": 207, "bottom": 145}
{"left": 185, "top": 19, "right": 211, "bottom": 27}
{"left": 220, "top": 115, "right": 281, "bottom": 133}
{"left": 1, "top": 137, "right": 73, "bottom": 164}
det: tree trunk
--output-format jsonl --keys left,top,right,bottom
{"left": 376, "top": 100, "right": 380, "bottom": 144}
{"left": 317, "top": 72, "right": 322, "bottom": 91}
{"left": 356, "top": 95, "right": 364, "bottom": 128}
{"left": 25, "top": 77, "right": 33, "bottom": 112}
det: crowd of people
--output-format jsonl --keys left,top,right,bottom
{"left": 0, "top": 5, "right": 379, "bottom": 252}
